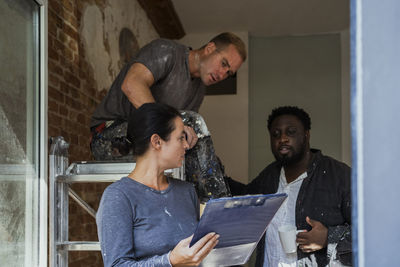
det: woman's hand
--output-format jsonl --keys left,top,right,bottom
{"left": 169, "top": 233, "right": 219, "bottom": 266}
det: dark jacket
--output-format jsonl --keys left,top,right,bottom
{"left": 226, "top": 149, "right": 352, "bottom": 266}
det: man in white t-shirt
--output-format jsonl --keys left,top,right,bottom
{"left": 226, "top": 106, "right": 352, "bottom": 266}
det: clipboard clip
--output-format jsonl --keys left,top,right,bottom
{"left": 223, "top": 196, "right": 266, "bottom": 208}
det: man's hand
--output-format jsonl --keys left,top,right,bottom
{"left": 184, "top": 126, "right": 198, "bottom": 149}
{"left": 169, "top": 233, "right": 219, "bottom": 266}
{"left": 296, "top": 216, "right": 328, "bottom": 253}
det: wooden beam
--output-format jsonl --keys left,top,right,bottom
{"left": 137, "top": 0, "right": 185, "bottom": 39}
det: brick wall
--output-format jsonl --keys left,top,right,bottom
{"left": 47, "top": 0, "right": 157, "bottom": 266}
{"left": 48, "top": 0, "right": 103, "bottom": 162}
{"left": 48, "top": 0, "right": 106, "bottom": 266}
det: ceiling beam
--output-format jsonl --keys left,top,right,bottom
{"left": 137, "top": 0, "right": 185, "bottom": 39}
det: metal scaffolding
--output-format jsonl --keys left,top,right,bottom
{"left": 49, "top": 136, "right": 183, "bottom": 267}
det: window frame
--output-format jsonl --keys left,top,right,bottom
{"left": 37, "top": 0, "right": 48, "bottom": 266}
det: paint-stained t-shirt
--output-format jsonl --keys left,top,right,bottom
{"left": 96, "top": 177, "right": 199, "bottom": 267}
{"left": 90, "top": 39, "right": 205, "bottom": 128}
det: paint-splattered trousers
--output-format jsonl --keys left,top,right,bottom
{"left": 90, "top": 120, "right": 133, "bottom": 161}
{"left": 90, "top": 111, "right": 231, "bottom": 201}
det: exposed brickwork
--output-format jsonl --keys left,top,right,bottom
{"left": 47, "top": 1, "right": 114, "bottom": 266}
{"left": 48, "top": 0, "right": 102, "bottom": 163}
{"left": 48, "top": 0, "right": 161, "bottom": 265}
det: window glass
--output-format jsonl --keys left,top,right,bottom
{"left": 0, "top": 0, "right": 40, "bottom": 265}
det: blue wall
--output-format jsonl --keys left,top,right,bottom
{"left": 351, "top": 0, "right": 400, "bottom": 266}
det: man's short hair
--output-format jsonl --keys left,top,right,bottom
{"left": 267, "top": 106, "right": 311, "bottom": 131}
{"left": 209, "top": 32, "right": 247, "bottom": 62}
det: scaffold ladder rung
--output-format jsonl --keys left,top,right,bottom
{"left": 57, "top": 241, "right": 101, "bottom": 251}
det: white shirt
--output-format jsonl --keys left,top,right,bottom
{"left": 264, "top": 167, "right": 308, "bottom": 267}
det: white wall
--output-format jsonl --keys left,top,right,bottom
{"left": 249, "top": 33, "right": 351, "bottom": 179}
{"left": 179, "top": 32, "right": 249, "bottom": 183}
{"left": 341, "top": 29, "right": 351, "bottom": 166}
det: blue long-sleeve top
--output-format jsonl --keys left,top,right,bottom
{"left": 96, "top": 177, "right": 199, "bottom": 267}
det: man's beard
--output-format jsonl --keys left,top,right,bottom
{"left": 274, "top": 140, "right": 307, "bottom": 167}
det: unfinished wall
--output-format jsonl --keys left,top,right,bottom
{"left": 80, "top": 0, "right": 158, "bottom": 93}
{"left": 47, "top": 0, "right": 158, "bottom": 266}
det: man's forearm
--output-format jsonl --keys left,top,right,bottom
{"left": 123, "top": 82, "right": 155, "bottom": 108}
{"left": 121, "top": 63, "right": 156, "bottom": 108}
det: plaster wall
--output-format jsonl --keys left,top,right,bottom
{"left": 80, "top": 0, "right": 158, "bottom": 92}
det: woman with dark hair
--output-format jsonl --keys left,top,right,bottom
{"left": 96, "top": 103, "right": 219, "bottom": 267}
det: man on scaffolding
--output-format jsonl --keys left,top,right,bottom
{"left": 89, "top": 33, "right": 246, "bottom": 201}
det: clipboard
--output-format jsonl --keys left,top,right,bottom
{"left": 190, "top": 193, "right": 287, "bottom": 267}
